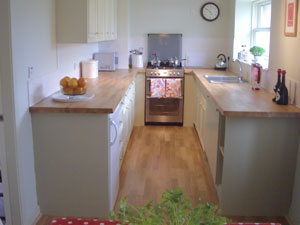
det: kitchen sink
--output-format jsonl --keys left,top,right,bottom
{"left": 204, "top": 75, "right": 248, "bottom": 84}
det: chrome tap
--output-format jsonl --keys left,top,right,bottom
{"left": 234, "top": 59, "right": 243, "bottom": 81}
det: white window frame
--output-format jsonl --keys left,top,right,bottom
{"left": 251, "top": 0, "right": 272, "bottom": 64}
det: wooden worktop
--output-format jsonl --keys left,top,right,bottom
{"left": 30, "top": 68, "right": 300, "bottom": 117}
{"left": 186, "top": 68, "right": 300, "bottom": 118}
{"left": 29, "top": 69, "right": 145, "bottom": 114}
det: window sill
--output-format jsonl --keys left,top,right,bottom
{"left": 237, "top": 59, "right": 269, "bottom": 71}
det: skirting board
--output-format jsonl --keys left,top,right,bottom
{"left": 286, "top": 215, "right": 296, "bottom": 225}
{"left": 25, "top": 206, "right": 40, "bottom": 225}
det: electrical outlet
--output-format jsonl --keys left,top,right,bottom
{"left": 28, "top": 66, "right": 34, "bottom": 79}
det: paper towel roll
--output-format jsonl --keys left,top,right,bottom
{"left": 82, "top": 60, "right": 98, "bottom": 78}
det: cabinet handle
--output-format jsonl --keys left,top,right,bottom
{"left": 110, "top": 119, "right": 118, "bottom": 146}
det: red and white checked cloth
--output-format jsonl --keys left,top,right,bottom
{"left": 49, "top": 218, "right": 120, "bottom": 225}
{"left": 48, "top": 218, "right": 281, "bottom": 225}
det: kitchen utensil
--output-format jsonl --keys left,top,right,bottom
{"left": 130, "top": 48, "right": 143, "bottom": 55}
{"left": 151, "top": 55, "right": 161, "bottom": 67}
{"left": 214, "top": 54, "right": 227, "bottom": 71}
{"left": 130, "top": 48, "right": 144, "bottom": 68}
{"left": 168, "top": 56, "right": 180, "bottom": 67}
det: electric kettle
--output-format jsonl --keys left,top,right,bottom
{"left": 214, "top": 54, "right": 227, "bottom": 71}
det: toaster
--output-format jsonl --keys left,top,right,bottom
{"left": 93, "top": 52, "right": 118, "bottom": 71}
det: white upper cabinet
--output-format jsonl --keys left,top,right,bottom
{"left": 56, "top": 0, "right": 117, "bottom": 43}
{"left": 104, "top": 0, "right": 117, "bottom": 40}
{"left": 88, "top": 0, "right": 99, "bottom": 42}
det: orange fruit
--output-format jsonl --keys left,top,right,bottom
{"left": 78, "top": 78, "right": 88, "bottom": 88}
{"left": 63, "top": 87, "right": 73, "bottom": 95}
{"left": 74, "top": 87, "right": 85, "bottom": 95}
{"left": 68, "top": 78, "right": 78, "bottom": 89}
{"left": 60, "top": 77, "right": 70, "bottom": 88}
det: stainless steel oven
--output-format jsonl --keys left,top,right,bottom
{"left": 145, "top": 33, "right": 184, "bottom": 126}
{"left": 145, "top": 69, "right": 184, "bottom": 125}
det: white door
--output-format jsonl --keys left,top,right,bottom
{"left": 0, "top": 77, "right": 2, "bottom": 116}
{"left": 109, "top": 107, "right": 121, "bottom": 211}
{"left": 0, "top": 78, "right": 7, "bottom": 223}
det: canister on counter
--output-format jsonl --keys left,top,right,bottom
{"left": 82, "top": 60, "right": 98, "bottom": 78}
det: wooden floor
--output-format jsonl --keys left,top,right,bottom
{"left": 115, "top": 126, "right": 218, "bottom": 207}
{"left": 37, "top": 126, "right": 289, "bottom": 225}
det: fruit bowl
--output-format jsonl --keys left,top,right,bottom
{"left": 60, "top": 77, "right": 88, "bottom": 96}
{"left": 61, "top": 86, "right": 87, "bottom": 96}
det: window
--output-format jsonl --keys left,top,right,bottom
{"left": 251, "top": 0, "right": 272, "bottom": 65}
{"left": 233, "top": 0, "right": 272, "bottom": 68}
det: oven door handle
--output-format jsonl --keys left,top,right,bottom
{"left": 146, "top": 95, "right": 184, "bottom": 100}
{"left": 146, "top": 77, "right": 184, "bottom": 80}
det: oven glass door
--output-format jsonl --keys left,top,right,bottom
{"left": 145, "top": 77, "right": 184, "bottom": 124}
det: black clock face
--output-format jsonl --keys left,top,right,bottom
{"left": 201, "top": 2, "right": 220, "bottom": 22}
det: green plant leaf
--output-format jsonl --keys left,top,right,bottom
{"left": 112, "top": 188, "right": 230, "bottom": 225}
{"left": 250, "top": 46, "right": 266, "bottom": 56}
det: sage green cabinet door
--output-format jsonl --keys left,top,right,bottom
{"left": 203, "top": 97, "right": 219, "bottom": 183}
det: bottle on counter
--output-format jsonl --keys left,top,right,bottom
{"left": 238, "top": 45, "right": 248, "bottom": 61}
{"left": 241, "top": 45, "right": 248, "bottom": 61}
{"left": 276, "top": 70, "right": 289, "bottom": 105}
{"left": 272, "top": 69, "right": 282, "bottom": 102}
{"left": 251, "top": 62, "right": 262, "bottom": 90}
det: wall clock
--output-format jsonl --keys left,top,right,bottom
{"left": 200, "top": 2, "right": 220, "bottom": 22}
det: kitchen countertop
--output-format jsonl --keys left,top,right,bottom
{"left": 186, "top": 68, "right": 300, "bottom": 118}
{"left": 30, "top": 68, "right": 300, "bottom": 118}
{"left": 29, "top": 69, "right": 145, "bottom": 114}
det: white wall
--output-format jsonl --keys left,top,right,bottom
{"left": 6, "top": 0, "right": 98, "bottom": 224}
{"left": 129, "top": 0, "right": 233, "bottom": 68}
{"left": 99, "top": 0, "right": 130, "bottom": 69}
{"left": 271, "top": 0, "right": 300, "bottom": 223}
{"left": 99, "top": 0, "right": 234, "bottom": 69}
